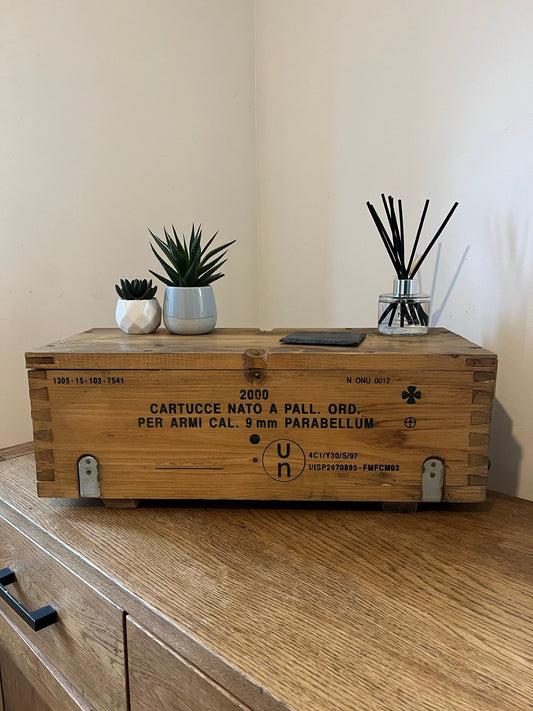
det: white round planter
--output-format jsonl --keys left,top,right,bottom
{"left": 163, "top": 286, "right": 217, "bottom": 335}
{"left": 115, "top": 298, "right": 161, "bottom": 334}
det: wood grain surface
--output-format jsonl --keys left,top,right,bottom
{"left": 0, "top": 651, "right": 55, "bottom": 711}
{"left": 32, "top": 367, "right": 493, "bottom": 502}
{"left": 25, "top": 327, "right": 495, "bottom": 371}
{"left": 127, "top": 617, "right": 250, "bottom": 711}
{"left": 0, "top": 660, "right": 4, "bottom": 711}
{"left": 0, "top": 609, "right": 94, "bottom": 711}
{"left": 0, "top": 442, "right": 33, "bottom": 461}
{"left": 1, "top": 452, "right": 531, "bottom": 711}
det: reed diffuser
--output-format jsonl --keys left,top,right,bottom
{"left": 366, "top": 195, "right": 458, "bottom": 335}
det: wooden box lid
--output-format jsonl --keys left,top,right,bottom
{"left": 25, "top": 327, "right": 496, "bottom": 372}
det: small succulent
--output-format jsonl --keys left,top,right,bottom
{"left": 115, "top": 278, "right": 157, "bottom": 300}
{"left": 149, "top": 223, "right": 235, "bottom": 287}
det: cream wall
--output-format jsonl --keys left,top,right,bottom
{"left": 1, "top": 0, "right": 257, "bottom": 447}
{"left": 2, "top": 1, "right": 532, "bottom": 499}
{"left": 255, "top": 0, "right": 533, "bottom": 499}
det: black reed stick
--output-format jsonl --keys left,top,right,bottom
{"left": 409, "top": 201, "right": 459, "bottom": 278}
{"left": 366, "top": 202, "right": 402, "bottom": 277}
{"left": 398, "top": 199, "right": 405, "bottom": 273}
{"left": 406, "top": 199, "right": 429, "bottom": 276}
{"left": 387, "top": 196, "right": 405, "bottom": 277}
{"left": 366, "top": 196, "right": 459, "bottom": 281}
{"left": 381, "top": 194, "right": 392, "bottom": 230}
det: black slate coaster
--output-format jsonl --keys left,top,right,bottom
{"left": 279, "top": 331, "right": 366, "bottom": 347}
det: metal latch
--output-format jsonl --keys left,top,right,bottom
{"left": 77, "top": 455, "right": 101, "bottom": 497}
{"left": 421, "top": 457, "right": 444, "bottom": 502}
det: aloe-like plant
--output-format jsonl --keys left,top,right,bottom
{"left": 149, "top": 223, "right": 235, "bottom": 287}
{"left": 115, "top": 278, "right": 157, "bottom": 300}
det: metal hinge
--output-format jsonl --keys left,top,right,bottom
{"left": 77, "top": 455, "right": 101, "bottom": 497}
{"left": 421, "top": 457, "right": 444, "bottom": 502}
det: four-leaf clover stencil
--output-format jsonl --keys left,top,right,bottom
{"left": 402, "top": 386, "right": 421, "bottom": 404}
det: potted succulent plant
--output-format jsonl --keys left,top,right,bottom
{"left": 149, "top": 223, "right": 235, "bottom": 335}
{"left": 115, "top": 278, "right": 161, "bottom": 334}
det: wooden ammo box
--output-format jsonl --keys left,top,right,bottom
{"left": 25, "top": 328, "right": 497, "bottom": 507}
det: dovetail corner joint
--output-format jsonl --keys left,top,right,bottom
{"left": 473, "top": 371, "right": 496, "bottom": 382}
{"left": 34, "top": 449, "right": 54, "bottom": 466}
{"left": 466, "top": 357, "right": 498, "bottom": 368}
{"left": 34, "top": 430, "right": 53, "bottom": 442}
{"left": 31, "top": 408, "right": 52, "bottom": 422}
{"left": 469, "top": 432, "right": 490, "bottom": 447}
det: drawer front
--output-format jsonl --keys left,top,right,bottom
{"left": 0, "top": 607, "right": 91, "bottom": 711}
{"left": 127, "top": 617, "right": 250, "bottom": 711}
{"left": 0, "top": 516, "right": 126, "bottom": 711}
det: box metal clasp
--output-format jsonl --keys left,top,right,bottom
{"left": 421, "top": 457, "right": 444, "bottom": 502}
{"left": 77, "top": 455, "right": 101, "bottom": 497}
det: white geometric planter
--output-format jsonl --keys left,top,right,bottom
{"left": 163, "top": 286, "right": 217, "bottom": 335}
{"left": 115, "top": 298, "right": 161, "bottom": 334}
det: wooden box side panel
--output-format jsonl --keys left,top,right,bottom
{"left": 31, "top": 360, "right": 496, "bottom": 503}
{"left": 27, "top": 370, "right": 55, "bottom": 483}
{"left": 445, "top": 363, "right": 497, "bottom": 502}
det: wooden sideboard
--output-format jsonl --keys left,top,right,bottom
{"left": 0, "top": 443, "right": 532, "bottom": 711}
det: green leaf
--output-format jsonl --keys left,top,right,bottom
{"left": 190, "top": 234, "right": 202, "bottom": 262}
{"left": 123, "top": 280, "right": 134, "bottom": 299}
{"left": 149, "top": 269, "right": 175, "bottom": 287}
{"left": 182, "top": 251, "right": 201, "bottom": 286}
{"left": 150, "top": 244, "right": 182, "bottom": 285}
{"left": 149, "top": 230, "right": 175, "bottom": 264}
{"left": 200, "top": 249, "right": 228, "bottom": 275}
{"left": 200, "top": 240, "right": 236, "bottom": 267}
{"left": 199, "top": 259, "right": 227, "bottom": 284}
{"left": 200, "top": 231, "right": 219, "bottom": 257}
{"left": 169, "top": 227, "right": 189, "bottom": 272}
{"left": 189, "top": 223, "right": 201, "bottom": 255}
{"left": 171, "top": 226, "right": 185, "bottom": 253}
{"left": 150, "top": 229, "right": 188, "bottom": 281}
{"left": 197, "top": 271, "right": 224, "bottom": 286}
{"left": 164, "top": 227, "right": 175, "bottom": 251}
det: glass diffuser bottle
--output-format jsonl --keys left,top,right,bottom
{"left": 378, "top": 278, "right": 430, "bottom": 335}
{"left": 366, "top": 194, "right": 459, "bottom": 338}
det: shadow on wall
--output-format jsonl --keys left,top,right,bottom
{"left": 428, "top": 216, "right": 530, "bottom": 498}
{"left": 484, "top": 214, "right": 532, "bottom": 498}
{"left": 488, "top": 399, "right": 522, "bottom": 496}
{"left": 429, "top": 243, "right": 470, "bottom": 326}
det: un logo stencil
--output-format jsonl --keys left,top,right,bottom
{"left": 262, "top": 439, "right": 306, "bottom": 482}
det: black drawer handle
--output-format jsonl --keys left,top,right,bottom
{"left": 0, "top": 567, "right": 58, "bottom": 631}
